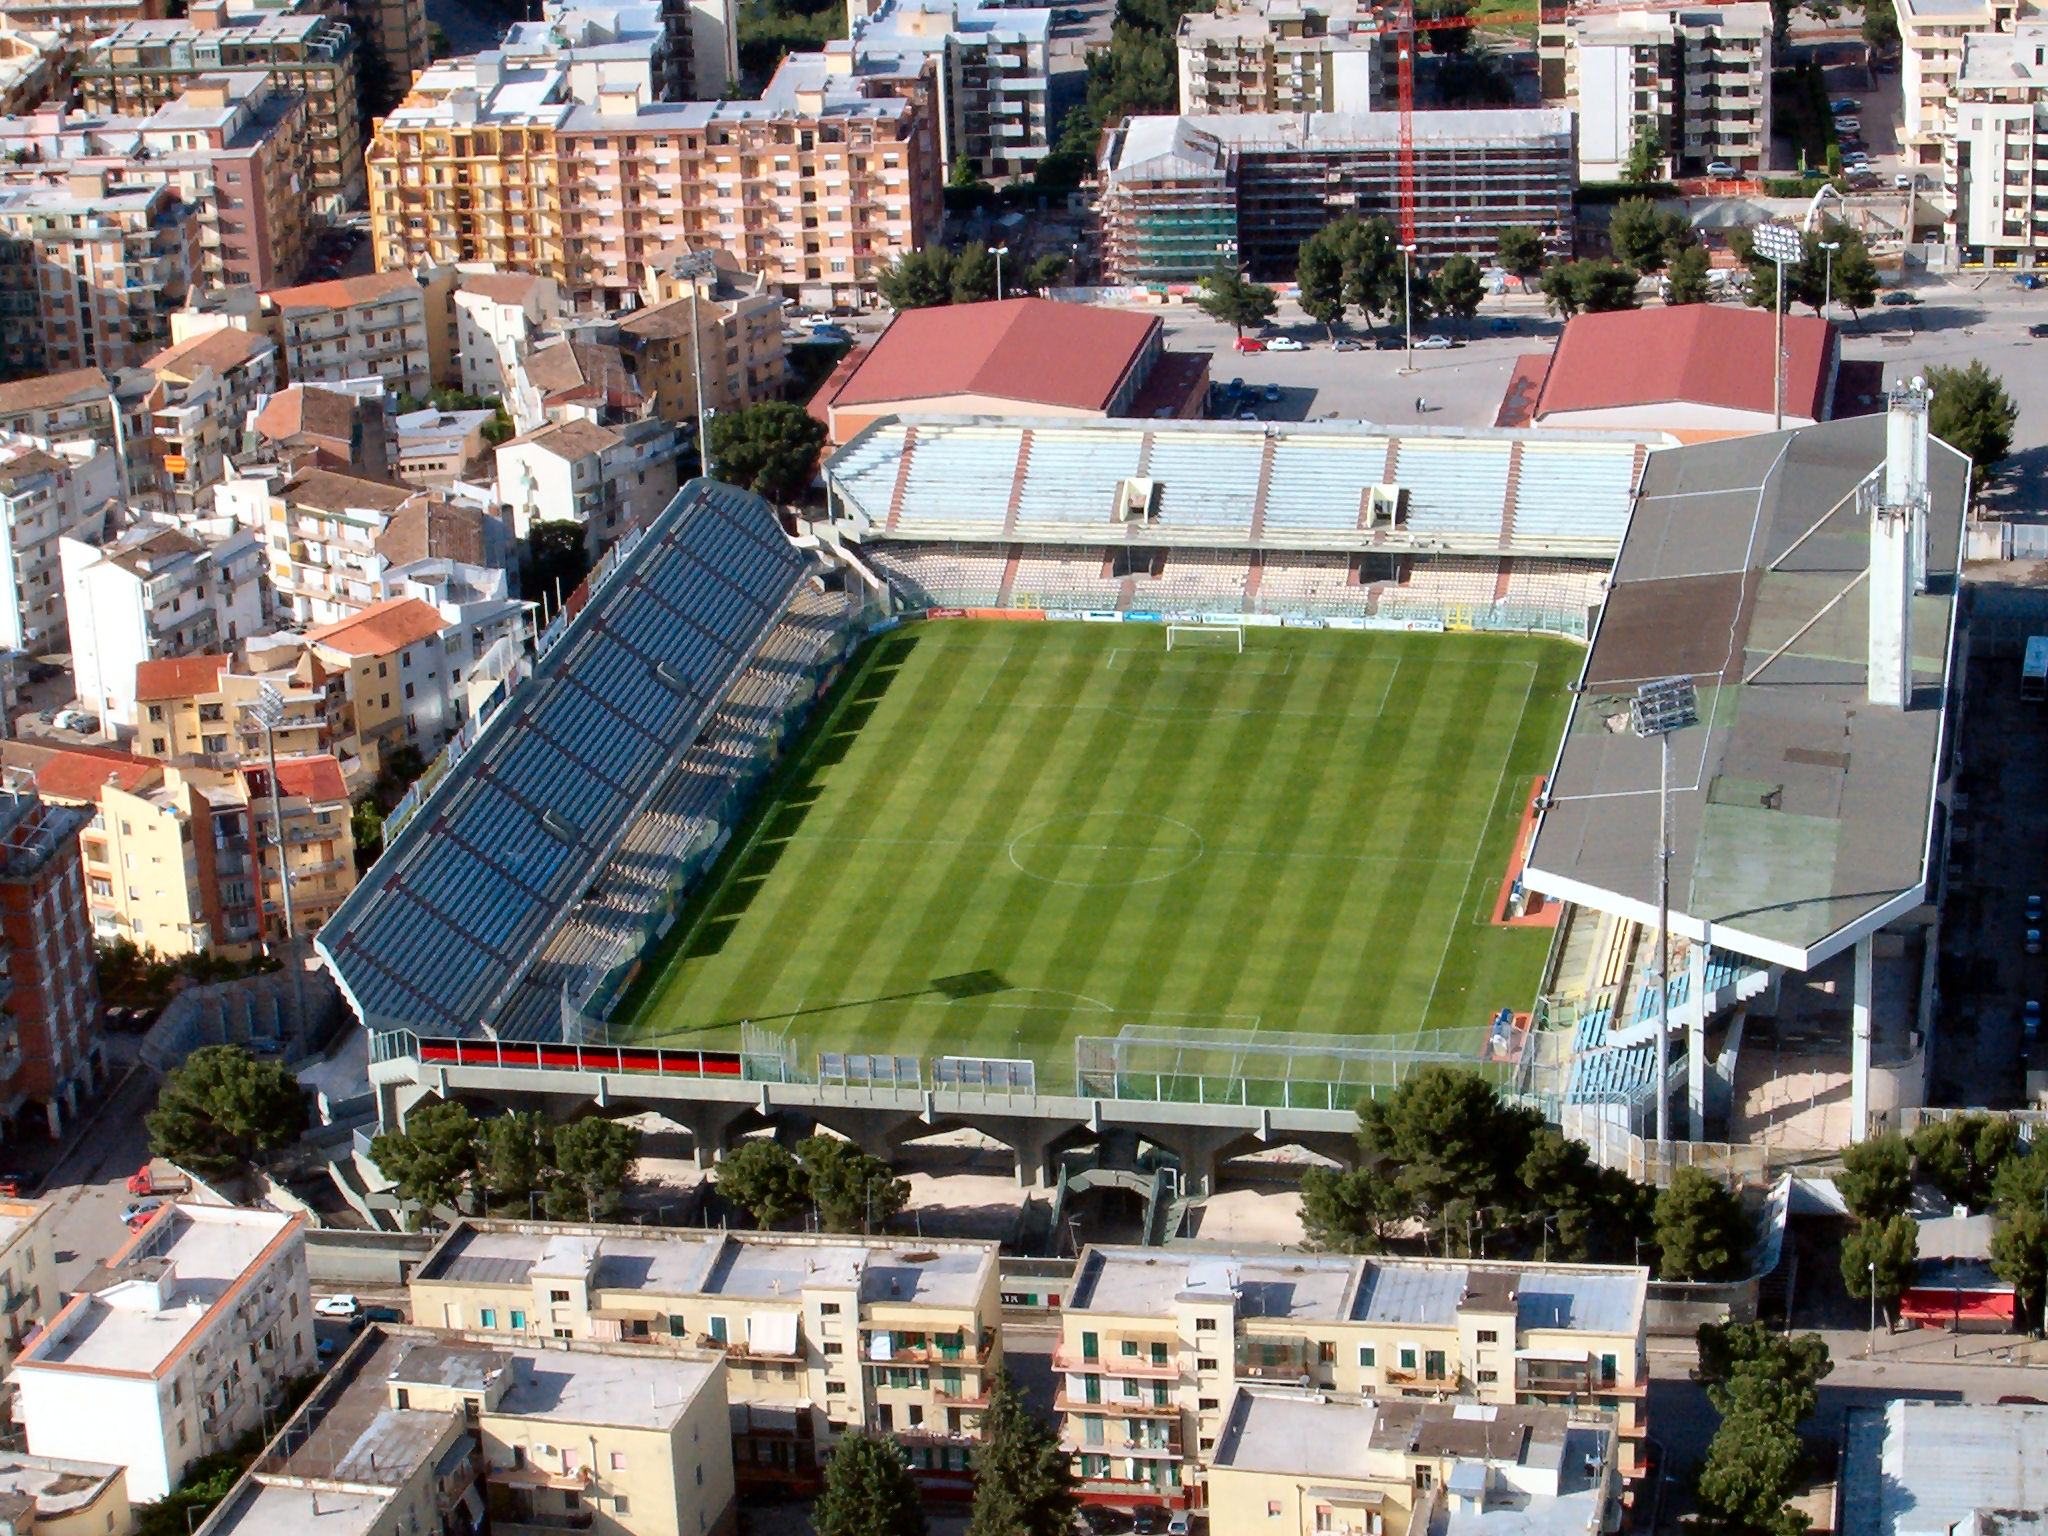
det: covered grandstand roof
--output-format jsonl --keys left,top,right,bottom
{"left": 1521, "top": 409, "right": 1968, "bottom": 971}
{"left": 316, "top": 480, "right": 813, "bottom": 1036}
{"left": 825, "top": 416, "right": 1660, "bottom": 558}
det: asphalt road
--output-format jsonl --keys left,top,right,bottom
{"left": 36, "top": 1057, "right": 158, "bottom": 1295}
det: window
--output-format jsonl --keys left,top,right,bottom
{"left": 1082, "top": 1331, "right": 1099, "bottom": 1361}
{"left": 1199, "top": 1398, "right": 1218, "bottom": 1411}
{"left": 1399, "top": 1347, "right": 1418, "bottom": 1371}
{"left": 611, "top": 1452, "right": 628, "bottom": 1470}
{"left": 823, "top": 1342, "right": 842, "bottom": 1356}
{"left": 550, "top": 1289, "right": 571, "bottom": 1303}
{"left": 1424, "top": 1351, "right": 1447, "bottom": 1381}
{"left": 819, "top": 1303, "right": 840, "bottom": 1315}
{"left": 1317, "top": 1509, "right": 1334, "bottom": 1533}
{"left": 1121, "top": 1339, "right": 1138, "bottom": 1358}
{"left": 1197, "top": 1358, "right": 1216, "bottom": 1373}
{"left": 480, "top": 1309, "right": 496, "bottom": 1327}
{"left": 709, "top": 1316, "right": 728, "bottom": 1342}
{"left": 1318, "top": 1342, "right": 1336, "bottom": 1364}
{"left": 395, "top": 1388, "right": 410, "bottom": 1408}
{"left": 1268, "top": 1503, "right": 1283, "bottom": 1518}
{"left": 1477, "top": 1369, "right": 1498, "bottom": 1383}
{"left": 1600, "top": 1353, "right": 1618, "bottom": 1385}
{"left": 616, "top": 1496, "right": 631, "bottom": 1514}
{"left": 1358, "top": 1346, "right": 1376, "bottom": 1368}
{"left": 669, "top": 1314, "right": 687, "bottom": 1336}
{"left": 1477, "top": 1330, "right": 1498, "bottom": 1343}
{"left": 826, "top": 1381, "right": 845, "bottom": 1395}
{"left": 510, "top": 1310, "right": 526, "bottom": 1329}
{"left": 1195, "top": 1317, "right": 1215, "bottom": 1332}
{"left": 1151, "top": 1342, "right": 1168, "bottom": 1365}
{"left": 147, "top": 705, "right": 164, "bottom": 722}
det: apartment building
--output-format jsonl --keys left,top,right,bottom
{"left": 221, "top": 464, "right": 425, "bottom": 626}
{"left": 0, "top": 177, "right": 199, "bottom": 379}
{"left": 394, "top": 406, "right": 494, "bottom": 489}
{"left": 495, "top": 414, "right": 683, "bottom": 555}
{"left": 453, "top": 269, "right": 562, "bottom": 398}
{"left": 848, "top": 0, "right": 1052, "bottom": 177}
{"left": 306, "top": 593, "right": 520, "bottom": 757}
{"left": 0, "top": 0, "right": 160, "bottom": 35}
{"left": 618, "top": 258, "right": 787, "bottom": 420}
{"left": 244, "top": 380, "right": 394, "bottom": 479}
{"left": 240, "top": 751, "right": 354, "bottom": 939}
{"left": 0, "top": 435, "right": 119, "bottom": 656}
{"left": 1563, "top": 3, "right": 1773, "bottom": 180}
{"left": 1176, "top": 0, "right": 1380, "bottom": 116}
{"left": 12, "top": 1202, "right": 312, "bottom": 1503}
{"left": 79, "top": 11, "right": 366, "bottom": 213}
{"left": 0, "top": 1453, "right": 131, "bottom": 1534}
{"left": 409, "top": 1220, "right": 1003, "bottom": 1491}
{"left": 1902, "top": 0, "right": 2016, "bottom": 157}
{"left": 59, "top": 519, "right": 266, "bottom": 732}
{"left": 351, "top": 0, "right": 430, "bottom": 111}
{"left": 1946, "top": 23, "right": 2048, "bottom": 264}
{"left": 70, "top": 755, "right": 264, "bottom": 954}
{"left": 1054, "top": 1248, "right": 1648, "bottom": 1511}
{"left": 1206, "top": 1390, "right": 1621, "bottom": 1536}
{"left": 0, "top": 1198, "right": 56, "bottom": 1370}
{"left": 198, "top": 1327, "right": 735, "bottom": 1536}
{"left": 141, "top": 325, "right": 280, "bottom": 517}
{"left": 0, "top": 785, "right": 100, "bottom": 1134}
{"left": 368, "top": 47, "right": 941, "bottom": 313}
{"left": 1097, "top": 110, "right": 1574, "bottom": 281}
{"left": 264, "top": 268, "right": 436, "bottom": 396}
{"left": 0, "top": 26, "right": 67, "bottom": 116}
{"left": 0, "top": 368, "right": 120, "bottom": 446}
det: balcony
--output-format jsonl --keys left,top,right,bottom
{"left": 1055, "top": 1394, "right": 1179, "bottom": 1418}
{"left": 1052, "top": 1347, "right": 1179, "bottom": 1378}
{"left": 488, "top": 1466, "right": 592, "bottom": 1493}
{"left": 864, "top": 1333, "right": 990, "bottom": 1366}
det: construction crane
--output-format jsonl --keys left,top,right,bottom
{"left": 1381, "top": 0, "right": 1550, "bottom": 246}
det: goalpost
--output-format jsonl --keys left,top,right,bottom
{"left": 1165, "top": 623, "right": 1245, "bottom": 653}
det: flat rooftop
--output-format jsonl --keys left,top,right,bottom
{"left": 494, "top": 1344, "right": 719, "bottom": 1429}
{"left": 1842, "top": 1401, "right": 2048, "bottom": 1536}
{"left": 1069, "top": 1249, "right": 1645, "bottom": 1335}
{"left": 1523, "top": 409, "right": 1968, "bottom": 971}
{"left": 0, "top": 1454, "right": 124, "bottom": 1519}
{"left": 21, "top": 1204, "right": 295, "bottom": 1377}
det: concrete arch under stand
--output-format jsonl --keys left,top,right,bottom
{"left": 1138, "top": 1124, "right": 1357, "bottom": 1197}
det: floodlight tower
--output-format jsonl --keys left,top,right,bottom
{"left": 1752, "top": 222, "right": 1803, "bottom": 431}
{"left": 1631, "top": 675, "right": 1699, "bottom": 1155}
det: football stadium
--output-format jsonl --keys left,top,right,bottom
{"left": 324, "top": 416, "right": 1662, "bottom": 1180}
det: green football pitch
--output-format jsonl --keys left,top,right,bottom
{"left": 613, "top": 620, "right": 1577, "bottom": 1089}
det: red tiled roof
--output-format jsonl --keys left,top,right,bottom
{"left": 33, "top": 750, "right": 160, "bottom": 804}
{"left": 134, "top": 653, "right": 231, "bottom": 702}
{"left": 304, "top": 597, "right": 448, "bottom": 656}
{"left": 1535, "top": 307, "right": 1836, "bottom": 423}
{"left": 244, "top": 753, "right": 348, "bottom": 804}
{"left": 266, "top": 268, "right": 422, "bottom": 314}
{"left": 828, "top": 298, "right": 1160, "bottom": 413}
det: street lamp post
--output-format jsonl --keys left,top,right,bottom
{"left": 991, "top": 243, "right": 1009, "bottom": 302}
{"left": 1867, "top": 1259, "right": 1878, "bottom": 1354}
{"left": 1753, "top": 222, "right": 1802, "bottom": 431}
{"left": 1399, "top": 243, "right": 1418, "bottom": 375}
{"left": 245, "top": 681, "right": 307, "bottom": 1031}
{"left": 1631, "top": 676, "right": 1700, "bottom": 1159}
{"left": 1820, "top": 239, "right": 1841, "bottom": 317}
{"left": 668, "top": 251, "right": 719, "bottom": 477}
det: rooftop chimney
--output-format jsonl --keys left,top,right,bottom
{"left": 1867, "top": 378, "right": 1931, "bottom": 711}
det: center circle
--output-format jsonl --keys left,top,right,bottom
{"left": 1007, "top": 811, "right": 1205, "bottom": 888}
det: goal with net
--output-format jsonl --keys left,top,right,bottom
{"left": 1165, "top": 623, "right": 1245, "bottom": 653}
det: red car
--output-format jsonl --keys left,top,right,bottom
{"left": 1232, "top": 336, "right": 1266, "bottom": 353}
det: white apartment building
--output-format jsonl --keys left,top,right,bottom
{"left": 1948, "top": 22, "right": 2048, "bottom": 264}
{"left": 453, "top": 270, "right": 563, "bottom": 399}
{"left": 1564, "top": 3, "right": 1773, "bottom": 179}
{"left": 495, "top": 415, "right": 684, "bottom": 557}
{"left": 0, "top": 1198, "right": 57, "bottom": 1372}
{"left": 264, "top": 268, "right": 446, "bottom": 397}
{"left": 12, "top": 1203, "right": 313, "bottom": 1503}
{"left": 218, "top": 465, "right": 428, "bottom": 627}
{"left": 849, "top": 0, "right": 1054, "bottom": 176}
{"left": 1902, "top": 0, "right": 2018, "bottom": 157}
{"left": 306, "top": 591, "right": 529, "bottom": 751}
{"left": 1176, "top": 0, "right": 1381, "bottom": 116}
{"left": 60, "top": 521, "right": 267, "bottom": 734}
{"left": 0, "top": 435, "right": 119, "bottom": 656}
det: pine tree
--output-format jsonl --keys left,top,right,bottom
{"left": 967, "top": 1373, "right": 1076, "bottom": 1536}
{"left": 814, "top": 1431, "right": 926, "bottom": 1536}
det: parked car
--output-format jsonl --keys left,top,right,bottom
{"left": 2027, "top": 1000, "right": 2042, "bottom": 1041}
{"left": 316, "top": 1337, "right": 338, "bottom": 1362}
{"left": 1131, "top": 1512, "right": 1161, "bottom": 1536}
{"left": 1830, "top": 97, "right": 1858, "bottom": 114}
{"left": 1834, "top": 116, "right": 1861, "bottom": 133}
{"left": 1266, "top": 336, "right": 1306, "bottom": 351}
{"left": 51, "top": 710, "right": 96, "bottom": 734}
{"left": 1895, "top": 173, "right": 1915, "bottom": 188}
{"left": 127, "top": 1162, "right": 188, "bottom": 1197}
{"left": 1998, "top": 1394, "right": 2046, "bottom": 1405}
{"left": 0, "top": 1174, "right": 29, "bottom": 1198}
{"left": 1236, "top": 409, "right": 1260, "bottom": 421}
{"left": 1374, "top": 334, "right": 1404, "bottom": 349}
{"left": 1415, "top": 334, "right": 1454, "bottom": 350}
{"left": 1262, "top": 382, "right": 1280, "bottom": 402}
{"left": 1332, "top": 337, "right": 1362, "bottom": 351}
{"left": 1489, "top": 316, "right": 1517, "bottom": 333}
{"left": 2026, "top": 927, "right": 2041, "bottom": 955}
{"left": 1167, "top": 1517, "right": 1191, "bottom": 1536}
{"left": 1226, "top": 376, "right": 1245, "bottom": 395}
{"left": 315, "top": 1293, "right": 363, "bottom": 1320}
{"left": 2018, "top": 273, "right": 2046, "bottom": 290}
{"left": 1232, "top": 336, "right": 1266, "bottom": 353}
{"left": 1879, "top": 290, "right": 1921, "bottom": 306}
{"left": 120, "top": 1199, "right": 163, "bottom": 1228}
{"left": 2028, "top": 893, "right": 2043, "bottom": 921}
{"left": 34, "top": 707, "right": 55, "bottom": 724}
{"left": 1705, "top": 160, "right": 1736, "bottom": 177}
{"left": 1844, "top": 152, "right": 1871, "bottom": 168}
{"left": 1053, "top": 6, "right": 1087, "bottom": 19}
{"left": 362, "top": 1304, "right": 406, "bottom": 1324}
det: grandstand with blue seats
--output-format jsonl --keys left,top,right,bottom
{"left": 317, "top": 479, "right": 876, "bottom": 1041}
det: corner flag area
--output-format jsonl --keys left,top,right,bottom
{"left": 612, "top": 620, "right": 1577, "bottom": 1089}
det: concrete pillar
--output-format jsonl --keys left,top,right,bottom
{"left": 1144, "top": 1127, "right": 1244, "bottom": 1198}
{"left": 1688, "top": 929, "right": 1709, "bottom": 1143}
{"left": 967, "top": 1117, "right": 1060, "bottom": 1188}
{"left": 806, "top": 1108, "right": 916, "bottom": 1164}
{"left": 1851, "top": 933, "right": 1874, "bottom": 1143}
{"left": 681, "top": 1102, "right": 756, "bottom": 1169}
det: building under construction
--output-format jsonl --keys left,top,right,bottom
{"left": 1096, "top": 109, "right": 1576, "bottom": 284}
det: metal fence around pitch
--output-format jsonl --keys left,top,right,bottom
{"left": 885, "top": 590, "right": 1594, "bottom": 641}
{"left": 1074, "top": 1022, "right": 1522, "bottom": 1112}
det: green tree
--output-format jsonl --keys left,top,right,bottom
{"left": 1299, "top": 1166, "right": 1398, "bottom": 1253}
{"left": 814, "top": 1430, "right": 926, "bottom": 1536}
{"left": 967, "top": 1372, "right": 1076, "bottom": 1536}
{"left": 1520, "top": 1127, "right": 1656, "bottom": 1265}
{"left": 718, "top": 1138, "right": 811, "bottom": 1228}
{"left": 147, "top": 1044, "right": 308, "bottom": 1177}
{"left": 1666, "top": 243, "right": 1714, "bottom": 304}
{"left": 478, "top": 1110, "right": 551, "bottom": 1213}
{"left": 1194, "top": 261, "right": 1279, "bottom": 336}
{"left": 1694, "top": 1322, "right": 1833, "bottom": 1423}
{"left": 1926, "top": 360, "right": 2018, "bottom": 479}
{"left": 523, "top": 520, "right": 590, "bottom": 609}
{"left": 1863, "top": 0, "right": 1899, "bottom": 49}
{"left": 1024, "top": 252, "right": 1070, "bottom": 293}
{"left": 1609, "top": 198, "right": 1682, "bottom": 273}
{"left": 1541, "top": 260, "right": 1642, "bottom": 317}
{"left": 799, "top": 1135, "right": 908, "bottom": 1233}
{"left": 1342, "top": 216, "right": 1403, "bottom": 324}
{"left": 370, "top": 1101, "right": 480, "bottom": 1228}
{"left": 546, "top": 1117, "right": 641, "bottom": 1222}
{"left": 1913, "top": 1112, "right": 2021, "bottom": 1211}
{"left": 950, "top": 241, "right": 998, "bottom": 304}
{"left": 1623, "top": 122, "right": 1666, "bottom": 184}
{"left": 1653, "top": 1168, "right": 1752, "bottom": 1281}
{"left": 1836, "top": 1132, "right": 1914, "bottom": 1223}
{"left": 1432, "top": 254, "right": 1487, "bottom": 323}
{"left": 1539, "top": 262, "right": 1584, "bottom": 317}
{"left": 1296, "top": 222, "right": 1352, "bottom": 335}
{"left": 1842, "top": 1214, "right": 1919, "bottom": 1326}
{"left": 1696, "top": 1408, "right": 1811, "bottom": 1536}
{"left": 1358, "top": 1065, "right": 1537, "bottom": 1222}
{"left": 1826, "top": 227, "right": 1881, "bottom": 312}
{"left": 1992, "top": 1202, "right": 2048, "bottom": 1325}
{"left": 1496, "top": 225, "right": 1547, "bottom": 283}
{"left": 876, "top": 246, "right": 957, "bottom": 310}
{"left": 350, "top": 798, "right": 384, "bottom": 862}
{"left": 708, "top": 401, "right": 827, "bottom": 505}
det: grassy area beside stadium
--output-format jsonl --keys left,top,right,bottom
{"left": 613, "top": 619, "right": 1577, "bottom": 1090}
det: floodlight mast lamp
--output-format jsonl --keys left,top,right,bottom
{"left": 1753, "top": 222, "right": 1803, "bottom": 432}
{"left": 668, "top": 250, "right": 720, "bottom": 475}
{"left": 1631, "top": 676, "right": 1699, "bottom": 1157}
